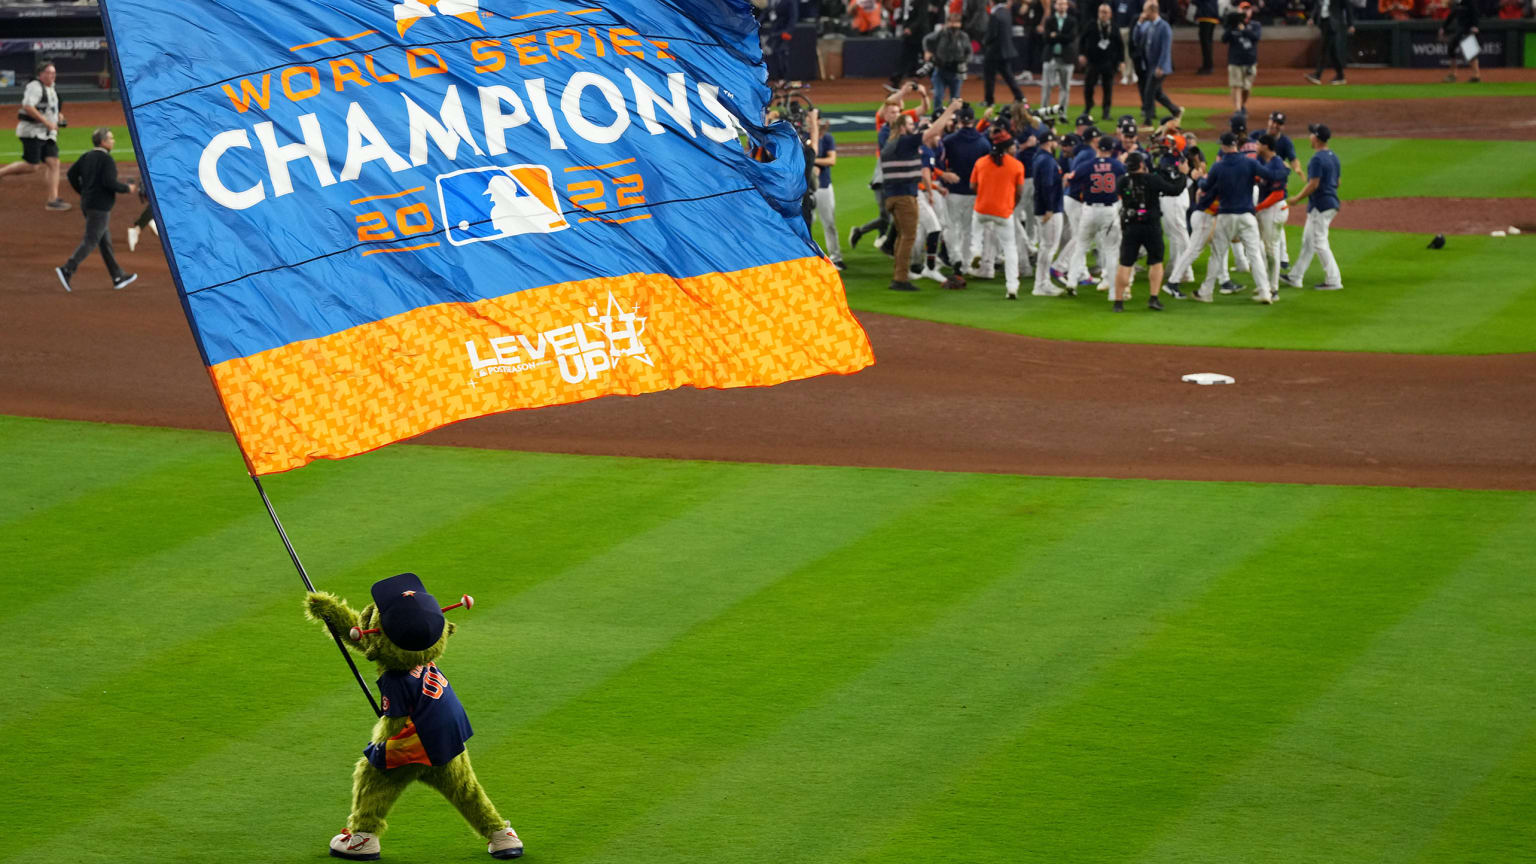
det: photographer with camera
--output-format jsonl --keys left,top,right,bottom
{"left": 1039, "top": 0, "right": 1079, "bottom": 116}
{"left": 0, "top": 61, "right": 71, "bottom": 211}
{"left": 923, "top": 13, "right": 974, "bottom": 106}
{"left": 1222, "top": 2, "right": 1261, "bottom": 115}
{"left": 1112, "top": 149, "right": 1187, "bottom": 311}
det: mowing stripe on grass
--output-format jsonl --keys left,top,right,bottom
{"left": 513, "top": 474, "right": 1101, "bottom": 861}
{"left": 4, "top": 419, "right": 1532, "bottom": 863}
{"left": 1137, "top": 498, "right": 1536, "bottom": 863}
{"left": 585, "top": 481, "right": 1338, "bottom": 863}
{"left": 845, "top": 485, "right": 1512, "bottom": 863}
{"left": 0, "top": 417, "right": 234, "bottom": 523}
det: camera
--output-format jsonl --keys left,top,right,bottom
{"left": 913, "top": 61, "right": 935, "bottom": 79}
{"left": 1035, "top": 104, "right": 1066, "bottom": 122}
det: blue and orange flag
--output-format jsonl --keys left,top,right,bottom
{"left": 100, "top": 0, "right": 873, "bottom": 474}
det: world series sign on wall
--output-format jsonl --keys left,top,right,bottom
{"left": 99, "top": 0, "right": 873, "bottom": 474}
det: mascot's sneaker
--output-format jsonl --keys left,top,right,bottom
{"left": 487, "top": 822, "right": 524, "bottom": 859}
{"left": 330, "top": 828, "right": 381, "bottom": 861}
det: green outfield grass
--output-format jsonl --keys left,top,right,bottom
{"left": 821, "top": 153, "right": 1536, "bottom": 353}
{"left": 0, "top": 124, "right": 134, "bottom": 162}
{"left": 3, "top": 415, "right": 1534, "bottom": 863}
{"left": 1188, "top": 80, "right": 1536, "bottom": 100}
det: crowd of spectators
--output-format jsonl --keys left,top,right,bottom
{"left": 801, "top": 0, "right": 1529, "bottom": 37}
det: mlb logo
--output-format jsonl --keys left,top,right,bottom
{"left": 436, "top": 165, "right": 569, "bottom": 248}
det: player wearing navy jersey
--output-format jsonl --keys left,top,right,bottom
{"left": 1065, "top": 136, "right": 1125, "bottom": 293}
{"left": 1252, "top": 134, "right": 1291, "bottom": 298}
{"left": 1284, "top": 123, "right": 1344, "bottom": 291}
{"left": 1051, "top": 130, "right": 1102, "bottom": 286}
{"left": 1031, "top": 132, "right": 1067, "bottom": 297}
{"left": 1253, "top": 111, "right": 1299, "bottom": 269}
{"left": 808, "top": 111, "right": 843, "bottom": 270}
{"left": 940, "top": 104, "right": 990, "bottom": 275}
{"left": 1191, "top": 132, "right": 1288, "bottom": 303}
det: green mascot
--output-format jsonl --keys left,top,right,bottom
{"left": 305, "top": 572, "right": 523, "bottom": 860}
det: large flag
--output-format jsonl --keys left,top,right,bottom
{"left": 101, "top": 0, "right": 873, "bottom": 474}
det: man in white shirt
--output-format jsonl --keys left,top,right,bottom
{"left": 0, "top": 61, "right": 70, "bottom": 210}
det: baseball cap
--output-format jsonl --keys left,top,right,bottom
{"left": 1075, "top": 113, "right": 1095, "bottom": 127}
{"left": 1219, "top": 131, "right": 1238, "bottom": 147}
{"left": 1229, "top": 113, "right": 1247, "bottom": 130}
{"left": 958, "top": 102, "right": 976, "bottom": 121}
{"left": 371, "top": 572, "right": 445, "bottom": 651}
{"left": 1308, "top": 123, "right": 1332, "bottom": 141}
{"left": 1083, "top": 126, "right": 1101, "bottom": 140}
{"left": 1062, "top": 133, "right": 1083, "bottom": 149}
{"left": 1038, "top": 130, "right": 1057, "bottom": 143}
{"left": 1269, "top": 111, "right": 1286, "bottom": 124}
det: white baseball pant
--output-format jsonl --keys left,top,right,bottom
{"left": 975, "top": 213, "right": 1021, "bottom": 296}
{"left": 1067, "top": 202, "right": 1119, "bottom": 286}
{"left": 1033, "top": 212, "right": 1064, "bottom": 295}
{"left": 944, "top": 192, "right": 976, "bottom": 268}
{"left": 1291, "top": 207, "right": 1342, "bottom": 288}
{"left": 1203, "top": 212, "right": 1271, "bottom": 301}
{"left": 814, "top": 186, "right": 841, "bottom": 261}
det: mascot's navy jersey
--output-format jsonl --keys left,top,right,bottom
{"left": 365, "top": 663, "right": 473, "bottom": 770}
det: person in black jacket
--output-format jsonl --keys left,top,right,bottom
{"left": 1038, "top": 0, "right": 1078, "bottom": 114}
{"left": 1112, "top": 149, "right": 1188, "bottom": 311}
{"left": 1193, "top": 0, "right": 1219, "bottom": 74}
{"left": 56, "top": 128, "right": 137, "bottom": 292}
{"left": 888, "top": 0, "right": 933, "bottom": 89}
{"left": 1078, "top": 4, "right": 1124, "bottom": 121}
{"left": 1302, "top": 0, "right": 1353, "bottom": 86}
{"left": 1439, "top": 0, "right": 1480, "bottom": 83}
{"left": 981, "top": 0, "right": 1025, "bottom": 105}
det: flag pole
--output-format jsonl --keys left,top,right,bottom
{"left": 252, "top": 475, "right": 383, "bottom": 717}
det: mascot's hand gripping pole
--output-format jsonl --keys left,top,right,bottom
{"left": 252, "top": 475, "right": 384, "bottom": 717}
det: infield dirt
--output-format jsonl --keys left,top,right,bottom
{"left": 3, "top": 81, "right": 1534, "bottom": 491}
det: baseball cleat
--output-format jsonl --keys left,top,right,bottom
{"left": 887, "top": 280, "right": 919, "bottom": 292}
{"left": 1112, "top": 300, "right": 1125, "bottom": 312}
{"left": 1005, "top": 291, "right": 1018, "bottom": 300}
{"left": 329, "top": 829, "right": 381, "bottom": 861}
{"left": 1033, "top": 284, "right": 1065, "bottom": 297}
{"left": 1049, "top": 266, "right": 1066, "bottom": 284}
{"left": 848, "top": 227, "right": 864, "bottom": 249}
{"left": 916, "top": 267, "right": 947, "bottom": 284}
{"left": 488, "top": 822, "right": 524, "bottom": 859}
{"left": 1219, "top": 280, "right": 1244, "bottom": 294}
{"left": 1303, "top": 73, "right": 1322, "bottom": 85}
{"left": 1163, "top": 284, "right": 1187, "bottom": 299}
{"left": 1076, "top": 278, "right": 1097, "bottom": 288}
{"left": 831, "top": 259, "right": 846, "bottom": 271}
{"left": 1193, "top": 287, "right": 1214, "bottom": 303}
{"left": 55, "top": 267, "right": 72, "bottom": 293}
{"left": 1330, "top": 78, "right": 1347, "bottom": 86}
{"left": 1312, "top": 283, "right": 1343, "bottom": 291}
{"left": 1252, "top": 291, "right": 1274, "bottom": 304}
{"left": 113, "top": 273, "right": 138, "bottom": 290}
{"left": 1281, "top": 273, "right": 1305, "bottom": 289}
{"left": 45, "top": 198, "right": 71, "bottom": 211}
{"left": 1148, "top": 296, "right": 1164, "bottom": 311}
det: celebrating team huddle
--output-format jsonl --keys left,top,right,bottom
{"left": 826, "top": 83, "right": 1345, "bottom": 312}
